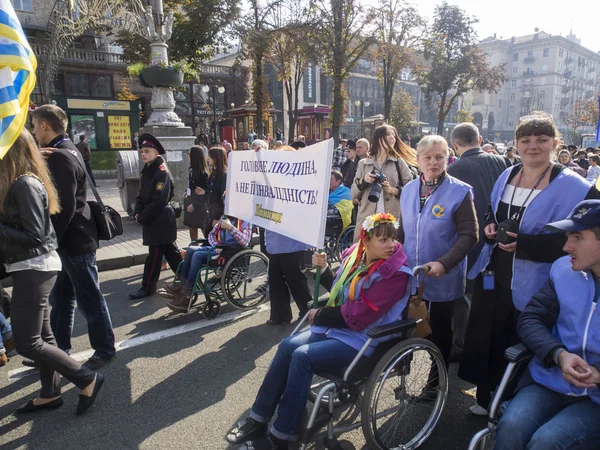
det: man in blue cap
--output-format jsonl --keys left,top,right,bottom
{"left": 494, "top": 199, "right": 600, "bottom": 449}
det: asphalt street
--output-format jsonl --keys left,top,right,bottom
{"left": 0, "top": 265, "right": 487, "bottom": 449}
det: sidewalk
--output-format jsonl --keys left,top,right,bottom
{"left": 92, "top": 179, "right": 191, "bottom": 272}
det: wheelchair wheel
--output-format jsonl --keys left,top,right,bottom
{"left": 361, "top": 338, "right": 448, "bottom": 450}
{"left": 220, "top": 250, "right": 269, "bottom": 310}
{"left": 336, "top": 226, "right": 355, "bottom": 260}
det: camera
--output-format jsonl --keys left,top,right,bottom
{"left": 496, "top": 219, "right": 518, "bottom": 245}
{"left": 367, "top": 170, "right": 388, "bottom": 203}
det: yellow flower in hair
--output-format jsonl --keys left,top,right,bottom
{"left": 432, "top": 204, "right": 445, "bottom": 218}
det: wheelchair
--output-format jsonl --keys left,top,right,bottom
{"left": 468, "top": 343, "right": 534, "bottom": 450}
{"left": 162, "top": 239, "right": 269, "bottom": 318}
{"left": 323, "top": 205, "right": 356, "bottom": 263}
{"left": 292, "top": 266, "right": 449, "bottom": 450}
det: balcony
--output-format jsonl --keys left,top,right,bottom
{"left": 562, "top": 85, "right": 572, "bottom": 93}
{"left": 524, "top": 56, "right": 535, "bottom": 64}
{"left": 521, "top": 98, "right": 532, "bottom": 106}
{"left": 561, "top": 97, "right": 570, "bottom": 106}
{"left": 565, "top": 56, "right": 575, "bottom": 64}
{"left": 522, "top": 70, "right": 535, "bottom": 77}
{"left": 589, "top": 67, "right": 596, "bottom": 73}
{"left": 564, "top": 70, "right": 573, "bottom": 78}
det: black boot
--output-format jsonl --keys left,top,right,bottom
{"left": 244, "top": 433, "right": 289, "bottom": 450}
{"left": 226, "top": 417, "right": 268, "bottom": 444}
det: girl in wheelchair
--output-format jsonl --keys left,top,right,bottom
{"left": 226, "top": 213, "right": 415, "bottom": 450}
{"left": 164, "top": 215, "right": 252, "bottom": 311}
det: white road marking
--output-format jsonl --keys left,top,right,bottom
{"left": 6, "top": 304, "right": 268, "bottom": 382}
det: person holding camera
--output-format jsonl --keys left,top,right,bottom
{"left": 398, "top": 135, "right": 478, "bottom": 370}
{"left": 459, "top": 114, "right": 600, "bottom": 416}
{"left": 351, "top": 125, "right": 414, "bottom": 242}
{"left": 129, "top": 134, "right": 183, "bottom": 300}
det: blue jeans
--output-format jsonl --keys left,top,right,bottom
{"left": 180, "top": 246, "right": 216, "bottom": 290}
{"left": 250, "top": 330, "right": 359, "bottom": 440}
{"left": 494, "top": 383, "right": 600, "bottom": 450}
{"left": 50, "top": 250, "right": 116, "bottom": 358}
{"left": 0, "top": 311, "right": 11, "bottom": 355}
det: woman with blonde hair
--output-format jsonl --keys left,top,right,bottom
{"left": 351, "top": 124, "right": 415, "bottom": 241}
{"left": 0, "top": 129, "right": 103, "bottom": 414}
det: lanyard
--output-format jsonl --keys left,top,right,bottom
{"left": 507, "top": 164, "right": 551, "bottom": 222}
{"left": 52, "top": 137, "right": 70, "bottom": 147}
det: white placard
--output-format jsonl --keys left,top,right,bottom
{"left": 225, "top": 139, "right": 334, "bottom": 248}
{"left": 166, "top": 150, "right": 183, "bottom": 162}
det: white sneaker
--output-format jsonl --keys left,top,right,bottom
{"left": 470, "top": 404, "right": 488, "bottom": 416}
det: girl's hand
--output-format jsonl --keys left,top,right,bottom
{"left": 195, "top": 187, "right": 205, "bottom": 195}
{"left": 485, "top": 223, "right": 497, "bottom": 240}
{"left": 312, "top": 252, "right": 328, "bottom": 270}
{"left": 497, "top": 232, "right": 518, "bottom": 253}
{"left": 363, "top": 172, "right": 376, "bottom": 184}
{"left": 382, "top": 180, "right": 398, "bottom": 195}
{"left": 308, "top": 309, "right": 319, "bottom": 325}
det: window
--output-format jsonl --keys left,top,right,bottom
{"left": 511, "top": 80, "right": 517, "bottom": 88}
{"left": 509, "top": 120, "right": 514, "bottom": 127}
{"left": 558, "top": 62, "right": 563, "bottom": 71}
{"left": 543, "top": 48, "right": 549, "bottom": 57}
{"left": 539, "top": 90, "right": 545, "bottom": 98}
{"left": 512, "top": 67, "right": 518, "bottom": 74}
{"left": 527, "top": 51, "right": 534, "bottom": 58}
{"left": 499, "top": 99, "right": 502, "bottom": 108}
{"left": 65, "top": 73, "right": 113, "bottom": 98}
{"left": 559, "top": 48, "right": 564, "bottom": 57}
{"left": 542, "top": 64, "right": 548, "bottom": 71}
{"left": 11, "top": 0, "right": 32, "bottom": 11}
{"left": 513, "top": 53, "right": 519, "bottom": 61}
{"left": 510, "top": 93, "right": 515, "bottom": 101}
{"left": 509, "top": 106, "right": 515, "bottom": 114}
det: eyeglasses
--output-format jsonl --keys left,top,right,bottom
{"left": 518, "top": 112, "right": 554, "bottom": 124}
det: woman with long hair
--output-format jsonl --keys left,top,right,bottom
{"left": 183, "top": 146, "right": 210, "bottom": 240}
{"left": 351, "top": 124, "right": 415, "bottom": 241}
{"left": 0, "top": 129, "right": 103, "bottom": 414}
{"left": 205, "top": 146, "right": 228, "bottom": 237}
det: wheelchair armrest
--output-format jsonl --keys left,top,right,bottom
{"left": 367, "top": 318, "right": 418, "bottom": 339}
{"left": 504, "top": 343, "right": 533, "bottom": 364}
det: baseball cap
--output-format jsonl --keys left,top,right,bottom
{"left": 545, "top": 200, "right": 600, "bottom": 232}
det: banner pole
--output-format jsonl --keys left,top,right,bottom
{"left": 312, "top": 248, "right": 324, "bottom": 308}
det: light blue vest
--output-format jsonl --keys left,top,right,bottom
{"left": 528, "top": 256, "right": 600, "bottom": 405}
{"left": 218, "top": 220, "right": 251, "bottom": 246}
{"left": 468, "top": 167, "right": 591, "bottom": 311}
{"left": 401, "top": 175, "right": 473, "bottom": 302}
{"left": 312, "top": 264, "right": 416, "bottom": 357}
{"left": 265, "top": 230, "right": 310, "bottom": 255}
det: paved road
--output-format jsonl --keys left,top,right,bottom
{"left": 0, "top": 266, "right": 486, "bottom": 449}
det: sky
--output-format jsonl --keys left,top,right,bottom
{"left": 389, "top": 0, "right": 600, "bottom": 53}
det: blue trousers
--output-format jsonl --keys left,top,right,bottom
{"left": 494, "top": 383, "right": 600, "bottom": 450}
{"left": 50, "top": 250, "right": 115, "bottom": 358}
{"left": 180, "top": 246, "right": 216, "bottom": 290}
{"left": 0, "top": 311, "right": 11, "bottom": 354}
{"left": 250, "top": 330, "right": 358, "bottom": 440}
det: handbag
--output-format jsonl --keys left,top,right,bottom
{"left": 76, "top": 156, "right": 123, "bottom": 241}
{"left": 407, "top": 268, "right": 432, "bottom": 338}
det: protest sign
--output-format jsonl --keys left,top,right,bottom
{"left": 225, "top": 139, "right": 334, "bottom": 248}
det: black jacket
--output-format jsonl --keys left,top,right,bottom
{"left": 342, "top": 157, "right": 359, "bottom": 188}
{"left": 134, "top": 156, "right": 177, "bottom": 246}
{"left": 0, "top": 175, "right": 58, "bottom": 264}
{"left": 207, "top": 171, "right": 227, "bottom": 223}
{"left": 46, "top": 135, "right": 98, "bottom": 256}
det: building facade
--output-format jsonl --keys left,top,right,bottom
{"left": 474, "top": 31, "right": 600, "bottom": 142}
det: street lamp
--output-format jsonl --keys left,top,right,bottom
{"left": 354, "top": 100, "right": 370, "bottom": 138}
{"left": 202, "top": 85, "right": 225, "bottom": 144}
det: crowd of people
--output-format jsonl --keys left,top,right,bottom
{"left": 1, "top": 103, "right": 599, "bottom": 449}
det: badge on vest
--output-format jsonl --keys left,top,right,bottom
{"left": 159, "top": 164, "right": 166, "bottom": 171}
{"left": 432, "top": 204, "right": 445, "bottom": 218}
{"left": 156, "top": 182, "right": 164, "bottom": 191}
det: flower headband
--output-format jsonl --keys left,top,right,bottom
{"left": 359, "top": 212, "right": 399, "bottom": 240}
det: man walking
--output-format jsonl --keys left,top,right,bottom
{"left": 332, "top": 139, "right": 347, "bottom": 171}
{"left": 75, "top": 135, "right": 96, "bottom": 187}
{"left": 448, "top": 123, "right": 510, "bottom": 368}
{"left": 31, "top": 105, "right": 116, "bottom": 371}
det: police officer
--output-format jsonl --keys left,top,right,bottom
{"left": 129, "top": 134, "right": 183, "bottom": 299}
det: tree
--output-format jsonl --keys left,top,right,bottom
{"left": 266, "top": 0, "right": 319, "bottom": 141}
{"left": 370, "top": 0, "right": 426, "bottom": 121}
{"left": 116, "top": 78, "right": 139, "bottom": 101}
{"left": 389, "top": 89, "right": 416, "bottom": 135}
{"left": 113, "top": 0, "right": 240, "bottom": 66}
{"left": 417, "top": 2, "right": 506, "bottom": 134}
{"left": 313, "top": 0, "right": 375, "bottom": 140}
{"left": 454, "top": 109, "right": 473, "bottom": 123}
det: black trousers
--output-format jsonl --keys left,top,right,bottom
{"left": 425, "top": 298, "right": 461, "bottom": 368}
{"left": 268, "top": 251, "right": 312, "bottom": 322}
{"left": 142, "top": 243, "right": 182, "bottom": 293}
{"left": 11, "top": 270, "right": 95, "bottom": 398}
{"left": 84, "top": 161, "right": 97, "bottom": 186}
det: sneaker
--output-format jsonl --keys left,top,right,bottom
{"left": 469, "top": 404, "right": 488, "bottom": 416}
{"left": 244, "top": 434, "right": 289, "bottom": 450}
{"left": 164, "top": 283, "right": 183, "bottom": 296}
{"left": 226, "top": 417, "right": 268, "bottom": 444}
{"left": 83, "top": 354, "right": 115, "bottom": 371}
{"left": 167, "top": 293, "right": 195, "bottom": 312}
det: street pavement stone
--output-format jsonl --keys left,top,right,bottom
{"left": 0, "top": 266, "right": 486, "bottom": 450}
{"left": 90, "top": 179, "right": 191, "bottom": 272}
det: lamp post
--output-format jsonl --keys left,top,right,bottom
{"left": 203, "top": 85, "right": 225, "bottom": 144}
{"left": 354, "top": 100, "right": 370, "bottom": 138}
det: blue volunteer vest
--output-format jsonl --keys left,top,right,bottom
{"left": 528, "top": 256, "right": 600, "bottom": 405}
{"left": 218, "top": 220, "right": 251, "bottom": 246}
{"left": 468, "top": 166, "right": 591, "bottom": 311}
{"left": 312, "top": 263, "right": 416, "bottom": 357}
{"left": 401, "top": 175, "right": 473, "bottom": 302}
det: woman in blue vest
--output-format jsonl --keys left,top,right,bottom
{"left": 399, "top": 135, "right": 478, "bottom": 370}
{"left": 226, "top": 213, "right": 414, "bottom": 449}
{"left": 459, "top": 114, "right": 600, "bottom": 416}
